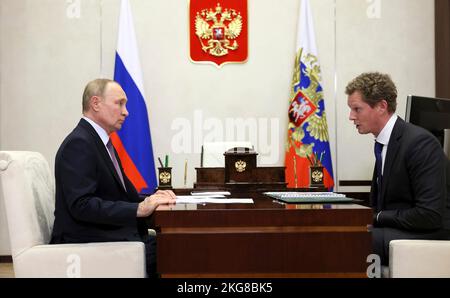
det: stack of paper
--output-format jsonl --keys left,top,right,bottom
{"left": 190, "top": 191, "right": 231, "bottom": 196}
{"left": 176, "top": 191, "right": 252, "bottom": 204}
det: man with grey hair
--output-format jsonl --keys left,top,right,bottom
{"left": 51, "top": 78, "right": 176, "bottom": 277}
{"left": 346, "top": 72, "right": 450, "bottom": 265}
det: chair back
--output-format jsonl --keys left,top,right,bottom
{"left": 0, "top": 151, "right": 55, "bottom": 258}
{"left": 202, "top": 141, "right": 253, "bottom": 167}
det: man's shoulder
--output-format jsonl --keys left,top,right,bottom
{"left": 396, "top": 118, "right": 435, "bottom": 140}
{"left": 406, "top": 122, "right": 435, "bottom": 138}
{"left": 399, "top": 120, "right": 442, "bottom": 152}
{"left": 56, "top": 120, "right": 96, "bottom": 155}
{"left": 61, "top": 121, "right": 92, "bottom": 143}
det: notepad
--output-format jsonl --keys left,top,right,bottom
{"left": 264, "top": 192, "right": 355, "bottom": 203}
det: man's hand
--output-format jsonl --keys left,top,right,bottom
{"left": 137, "top": 190, "right": 177, "bottom": 217}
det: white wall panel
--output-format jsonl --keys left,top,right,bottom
{"left": 0, "top": 1, "right": 435, "bottom": 253}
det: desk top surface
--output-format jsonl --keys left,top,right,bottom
{"left": 156, "top": 189, "right": 369, "bottom": 211}
{"left": 153, "top": 189, "right": 372, "bottom": 228}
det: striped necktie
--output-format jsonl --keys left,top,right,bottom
{"left": 106, "top": 139, "right": 126, "bottom": 190}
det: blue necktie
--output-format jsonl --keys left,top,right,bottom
{"left": 374, "top": 141, "right": 383, "bottom": 211}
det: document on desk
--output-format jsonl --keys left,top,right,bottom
{"left": 190, "top": 191, "right": 231, "bottom": 196}
{"left": 176, "top": 196, "right": 253, "bottom": 204}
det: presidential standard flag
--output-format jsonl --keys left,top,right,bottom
{"left": 111, "top": 0, "right": 157, "bottom": 193}
{"left": 285, "top": 0, "right": 334, "bottom": 190}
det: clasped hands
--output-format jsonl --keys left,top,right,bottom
{"left": 137, "top": 190, "right": 177, "bottom": 217}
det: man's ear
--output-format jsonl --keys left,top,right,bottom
{"left": 377, "top": 99, "right": 388, "bottom": 113}
{"left": 91, "top": 96, "right": 101, "bottom": 112}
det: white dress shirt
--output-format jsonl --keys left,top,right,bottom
{"left": 83, "top": 116, "right": 113, "bottom": 159}
{"left": 375, "top": 114, "right": 398, "bottom": 174}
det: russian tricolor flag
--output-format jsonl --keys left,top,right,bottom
{"left": 111, "top": 0, "right": 157, "bottom": 193}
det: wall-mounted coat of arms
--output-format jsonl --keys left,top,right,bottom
{"left": 189, "top": 0, "right": 248, "bottom": 67}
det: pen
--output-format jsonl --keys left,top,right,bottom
{"left": 184, "top": 159, "right": 188, "bottom": 187}
{"left": 272, "top": 200, "right": 285, "bottom": 206}
{"left": 158, "top": 157, "right": 164, "bottom": 168}
{"left": 165, "top": 155, "right": 169, "bottom": 167}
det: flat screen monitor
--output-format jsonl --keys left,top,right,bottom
{"left": 405, "top": 95, "right": 450, "bottom": 158}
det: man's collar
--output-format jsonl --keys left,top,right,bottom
{"left": 82, "top": 116, "right": 109, "bottom": 146}
{"left": 376, "top": 114, "right": 398, "bottom": 145}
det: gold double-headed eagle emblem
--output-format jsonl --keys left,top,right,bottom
{"left": 195, "top": 3, "right": 243, "bottom": 57}
{"left": 235, "top": 160, "right": 247, "bottom": 172}
{"left": 311, "top": 168, "right": 324, "bottom": 183}
{"left": 159, "top": 171, "right": 171, "bottom": 184}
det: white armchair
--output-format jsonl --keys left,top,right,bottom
{"left": 389, "top": 239, "right": 450, "bottom": 277}
{"left": 0, "top": 151, "right": 146, "bottom": 278}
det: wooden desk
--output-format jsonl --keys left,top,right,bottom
{"left": 154, "top": 190, "right": 372, "bottom": 278}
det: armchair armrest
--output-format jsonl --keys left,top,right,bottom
{"left": 389, "top": 239, "right": 450, "bottom": 277}
{"left": 13, "top": 241, "right": 146, "bottom": 278}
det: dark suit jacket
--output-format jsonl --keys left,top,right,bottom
{"left": 51, "top": 119, "right": 146, "bottom": 243}
{"left": 371, "top": 117, "right": 450, "bottom": 232}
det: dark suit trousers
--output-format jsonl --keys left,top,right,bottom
{"left": 142, "top": 234, "right": 157, "bottom": 278}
